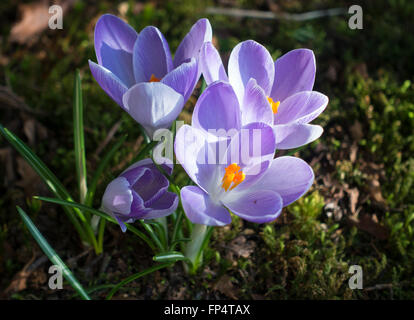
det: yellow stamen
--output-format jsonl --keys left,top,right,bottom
{"left": 149, "top": 74, "right": 161, "bottom": 82}
{"left": 267, "top": 96, "right": 280, "bottom": 114}
{"left": 221, "top": 163, "right": 245, "bottom": 191}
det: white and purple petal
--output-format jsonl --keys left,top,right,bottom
{"left": 223, "top": 190, "right": 282, "bottom": 224}
{"left": 94, "top": 14, "right": 138, "bottom": 88}
{"left": 241, "top": 78, "right": 274, "bottom": 126}
{"left": 133, "top": 26, "right": 173, "bottom": 83}
{"left": 161, "top": 58, "right": 198, "bottom": 102}
{"left": 274, "top": 123, "right": 323, "bottom": 150}
{"left": 175, "top": 125, "right": 222, "bottom": 193}
{"left": 143, "top": 191, "right": 179, "bottom": 220}
{"left": 89, "top": 60, "right": 128, "bottom": 109}
{"left": 174, "top": 18, "right": 212, "bottom": 68}
{"left": 228, "top": 40, "right": 274, "bottom": 104}
{"left": 275, "top": 91, "right": 328, "bottom": 125}
{"left": 181, "top": 186, "right": 231, "bottom": 226}
{"left": 270, "top": 49, "right": 316, "bottom": 103}
{"left": 251, "top": 156, "right": 314, "bottom": 207}
{"left": 192, "top": 81, "right": 241, "bottom": 133}
{"left": 199, "top": 42, "right": 228, "bottom": 85}
{"left": 122, "top": 82, "right": 184, "bottom": 138}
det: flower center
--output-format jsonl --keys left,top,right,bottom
{"left": 267, "top": 96, "right": 280, "bottom": 114}
{"left": 221, "top": 163, "right": 245, "bottom": 191}
{"left": 149, "top": 74, "right": 161, "bottom": 82}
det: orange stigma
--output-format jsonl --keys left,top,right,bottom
{"left": 221, "top": 163, "right": 245, "bottom": 191}
{"left": 149, "top": 74, "right": 161, "bottom": 82}
{"left": 267, "top": 96, "right": 280, "bottom": 114}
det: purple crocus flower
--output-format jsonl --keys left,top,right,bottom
{"left": 200, "top": 40, "right": 328, "bottom": 149}
{"left": 174, "top": 122, "right": 314, "bottom": 226}
{"left": 101, "top": 158, "right": 178, "bottom": 232}
{"left": 89, "top": 14, "right": 212, "bottom": 108}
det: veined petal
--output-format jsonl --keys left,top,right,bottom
{"left": 241, "top": 78, "right": 274, "bottom": 126}
{"left": 275, "top": 91, "right": 328, "bottom": 125}
{"left": 89, "top": 60, "right": 128, "bottom": 108}
{"left": 133, "top": 26, "right": 173, "bottom": 83}
{"left": 161, "top": 58, "right": 198, "bottom": 102}
{"left": 223, "top": 189, "right": 282, "bottom": 223}
{"left": 94, "top": 14, "right": 138, "bottom": 87}
{"left": 192, "top": 81, "right": 241, "bottom": 133}
{"left": 175, "top": 125, "right": 222, "bottom": 193}
{"left": 123, "top": 82, "right": 184, "bottom": 138}
{"left": 174, "top": 18, "right": 212, "bottom": 68}
{"left": 271, "top": 49, "right": 316, "bottom": 103}
{"left": 274, "top": 123, "right": 323, "bottom": 150}
{"left": 225, "top": 122, "right": 276, "bottom": 171}
{"left": 102, "top": 177, "right": 133, "bottom": 216}
{"left": 200, "top": 42, "right": 228, "bottom": 85}
{"left": 228, "top": 40, "right": 274, "bottom": 104}
{"left": 251, "top": 156, "right": 314, "bottom": 207}
{"left": 181, "top": 186, "right": 231, "bottom": 226}
{"left": 143, "top": 191, "right": 179, "bottom": 220}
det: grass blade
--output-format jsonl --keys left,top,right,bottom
{"left": 0, "top": 124, "right": 89, "bottom": 242}
{"left": 16, "top": 206, "right": 91, "bottom": 300}
{"left": 73, "top": 70, "right": 88, "bottom": 204}
{"left": 34, "top": 196, "right": 158, "bottom": 253}
{"left": 153, "top": 251, "right": 190, "bottom": 263}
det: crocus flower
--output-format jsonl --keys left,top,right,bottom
{"left": 101, "top": 158, "right": 178, "bottom": 232}
{"left": 174, "top": 122, "right": 314, "bottom": 226}
{"left": 200, "top": 40, "right": 328, "bottom": 149}
{"left": 89, "top": 14, "right": 212, "bottom": 108}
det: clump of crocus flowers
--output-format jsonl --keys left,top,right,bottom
{"left": 91, "top": 14, "right": 328, "bottom": 273}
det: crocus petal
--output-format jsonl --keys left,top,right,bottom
{"left": 161, "top": 58, "right": 198, "bottom": 102}
{"left": 275, "top": 91, "right": 328, "bottom": 125}
{"left": 94, "top": 14, "right": 138, "bottom": 87}
{"left": 223, "top": 190, "right": 282, "bottom": 223}
{"left": 228, "top": 40, "right": 274, "bottom": 104}
{"left": 275, "top": 123, "right": 323, "bottom": 150}
{"left": 175, "top": 125, "right": 221, "bottom": 193}
{"left": 131, "top": 169, "right": 169, "bottom": 207}
{"left": 181, "top": 186, "right": 231, "bottom": 226}
{"left": 192, "top": 81, "right": 241, "bottom": 133}
{"left": 225, "top": 122, "right": 276, "bottom": 170}
{"left": 133, "top": 26, "right": 173, "bottom": 83}
{"left": 89, "top": 60, "right": 128, "bottom": 108}
{"left": 199, "top": 42, "right": 228, "bottom": 85}
{"left": 222, "top": 122, "right": 276, "bottom": 190}
{"left": 143, "top": 191, "right": 179, "bottom": 220}
{"left": 271, "top": 49, "right": 316, "bottom": 102}
{"left": 251, "top": 156, "right": 314, "bottom": 207}
{"left": 102, "top": 177, "right": 132, "bottom": 216}
{"left": 174, "top": 18, "right": 212, "bottom": 68}
{"left": 123, "top": 82, "right": 184, "bottom": 138}
{"left": 122, "top": 158, "right": 173, "bottom": 176}
{"left": 241, "top": 78, "right": 274, "bottom": 126}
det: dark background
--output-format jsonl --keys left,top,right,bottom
{"left": 0, "top": 0, "right": 413, "bottom": 299}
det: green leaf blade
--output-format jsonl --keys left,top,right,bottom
{"left": 73, "top": 70, "right": 88, "bottom": 204}
{"left": 16, "top": 206, "right": 91, "bottom": 300}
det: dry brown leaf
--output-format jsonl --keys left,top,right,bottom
{"left": 228, "top": 236, "right": 256, "bottom": 259}
{"left": 368, "top": 178, "right": 387, "bottom": 206}
{"left": 348, "top": 214, "right": 389, "bottom": 240}
{"left": 213, "top": 275, "right": 238, "bottom": 300}
{"left": 10, "top": 0, "right": 74, "bottom": 45}
{"left": 3, "top": 254, "right": 36, "bottom": 295}
{"left": 348, "top": 188, "right": 359, "bottom": 216}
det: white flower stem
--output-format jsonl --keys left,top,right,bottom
{"left": 185, "top": 223, "right": 210, "bottom": 274}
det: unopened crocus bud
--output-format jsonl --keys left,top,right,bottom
{"left": 101, "top": 158, "right": 178, "bottom": 232}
